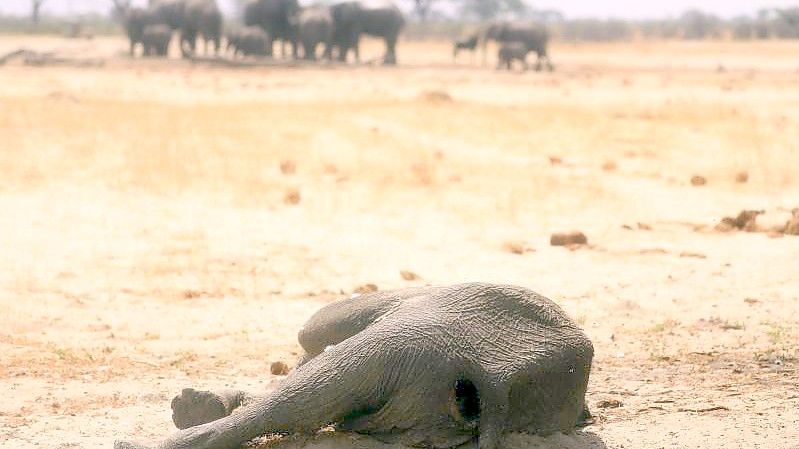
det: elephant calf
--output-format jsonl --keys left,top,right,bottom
{"left": 142, "top": 25, "right": 172, "bottom": 57}
{"left": 497, "top": 42, "right": 531, "bottom": 71}
{"left": 227, "top": 26, "right": 270, "bottom": 57}
{"left": 114, "top": 283, "right": 593, "bottom": 449}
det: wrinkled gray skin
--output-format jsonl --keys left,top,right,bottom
{"left": 296, "top": 6, "right": 334, "bottom": 61}
{"left": 227, "top": 26, "right": 270, "bottom": 57}
{"left": 497, "top": 42, "right": 530, "bottom": 71}
{"left": 453, "top": 33, "right": 478, "bottom": 61}
{"left": 114, "top": 283, "right": 593, "bottom": 449}
{"left": 482, "top": 22, "right": 553, "bottom": 71}
{"left": 244, "top": 0, "right": 300, "bottom": 59}
{"left": 142, "top": 24, "right": 173, "bottom": 56}
{"left": 331, "top": 0, "right": 405, "bottom": 65}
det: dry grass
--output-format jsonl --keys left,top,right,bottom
{"left": 0, "top": 35, "right": 798, "bottom": 448}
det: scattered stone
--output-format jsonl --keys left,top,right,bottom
{"left": 270, "top": 361, "right": 290, "bottom": 376}
{"left": 637, "top": 222, "right": 652, "bottom": 230}
{"left": 550, "top": 232, "right": 587, "bottom": 246}
{"left": 744, "top": 297, "right": 760, "bottom": 304}
{"left": 690, "top": 175, "right": 707, "bottom": 186}
{"left": 596, "top": 399, "right": 623, "bottom": 409}
{"left": 279, "top": 160, "right": 296, "bottom": 175}
{"left": 602, "top": 161, "right": 617, "bottom": 171}
{"left": 735, "top": 171, "right": 748, "bottom": 183}
{"left": 283, "top": 188, "right": 301, "bottom": 205}
{"left": 400, "top": 270, "right": 420, "bottom": 281}
{"left": 548, "top": 156, "right": 563, "bottom": 165}
{"left": 353, "top": 283, "right": 378, "bottom": 295}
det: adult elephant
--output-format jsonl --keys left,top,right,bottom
{"left": 244, "top": 0, "right": 300, "bottom": 59}
{"left": 331, "top": 0, "right": 405, "bottom": 65}
{"left": 180, "top": 0, "right": 223, "bottom": 57}
{"left": 482, "top": 21, "right": 553, "bottom": 71}
{"left": 148, "top": 0, "right": 222, "bottom": 58}
{"left": 122, "top": 7, "right": 155, "bottom": 56}
{"left": 296, "top": 6, "right": 334, "bottom": 61}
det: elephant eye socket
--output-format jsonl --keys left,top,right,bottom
{"left": 453, "top": 379, "right": 480, "bottom": 423}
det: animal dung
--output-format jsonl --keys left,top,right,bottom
{"left": 502, "top": 241, "right": 526, "bottom": 255}
{"left": 353, "top": 283, "right": 378, "bottom": 294}
{"left": 735, "top": 171, "right": 749, "bottom": 183}
{"left": 418, "top": 89, "right": 452, "bottom": 103}
{"left": 714, "top": 210, "right": 763, "bottom": 232}
{"left": 279, "top": 160, "right": 296, "bottom": 175}
{"left": 283, "top": 188, "right": 301, "bottom": 205}
{"left": 690, "top": 175, "right": 707, "bottom": 186}
{"left": 270, "top": 361, "right": 290, "bottom": 376}
{"left": 550, "top": 232, "right": 588, "bottom": 246}
{"left": 400, "top": 270, "right": 420, "bottom": 281}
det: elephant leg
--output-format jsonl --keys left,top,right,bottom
{"left": 129, "top": 40, "right": 135, "bottom": 57}
{"left": 170, "top": 388, "right": 259, "bottom": 429}
{"left": 115, "top": 344, "right": 384, "bottom": 449}
{"left": 383, "top": 35, "right": 398, "bottom": 65}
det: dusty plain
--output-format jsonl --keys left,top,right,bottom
{"left": 0, "top": 35, "right": 798, "bottom": 449}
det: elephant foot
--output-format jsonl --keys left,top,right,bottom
{"left": 114, "top": 441, "right": 151, "bottom": 449}
{"left": 171, "top": 388, "right": 229, "bottom": 429}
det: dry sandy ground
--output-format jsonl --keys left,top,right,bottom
{"left": 0, "top": 35, "right": 798, "bottom": 449}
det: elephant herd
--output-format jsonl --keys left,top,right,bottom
{"left": 453, "top": 22, "right": 554, "bottom": 72}
{"left": 119, "top": 0, "right": 405, "bottom": 65}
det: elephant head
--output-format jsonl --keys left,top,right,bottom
{"left": 114, "top": 283, "right": 593, "bottom": 449}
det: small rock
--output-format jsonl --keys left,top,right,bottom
{"left": 735, "top": 172, "right": 748, "bottom": 183}
{"left": 353, "top": 283, "right": 378, "bottom": 294}
{"left": 283, "top": 188, "right": 301, "bottom": 205}
{"left": 548, "top": 156, "right": 563, "bottom": 165}
{"left": 280, "top": 160, "right": 296, "bottom": 175}
{"left": 637, "top": 222, "right": 652, "bottom": 230}
{"left": 400, "top": 270, "right": 420, "bottom": 281}
{"left": 602, "top": 161, "right": 617, "bottom": 171}
{"left": 270, "top": 361, "right": 290, "bottom": 376}
{"left": 690, "top": 175, "right": 707, "bottom": 186}
{"left": 550, "top": 232, "right": 588, "bottom": 246}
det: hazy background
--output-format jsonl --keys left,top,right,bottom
{"left": 2, "top": 0, "right": 799, "bottom": 19}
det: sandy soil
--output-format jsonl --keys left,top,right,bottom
{"left": 0, "top": 35, "right": 798, "bottom": 449}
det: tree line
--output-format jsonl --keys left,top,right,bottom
{"left": 10, "top": 0, "right": 799, "bottom": 42}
